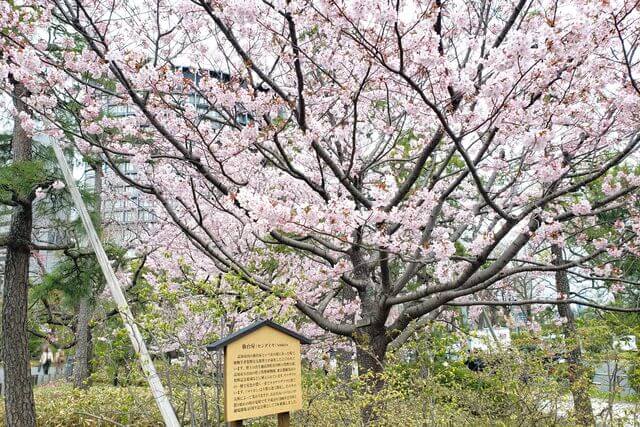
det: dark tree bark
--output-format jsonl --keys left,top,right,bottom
{"left": 354, "top": 324, "right": 388, "bottom": 424}
{"left": 552, "top": 244, "right": 594, "bottom": 426}
{"left": 73, "top": 160, "right": 102, "bottom": 388}
{"left": 72, "top": 295, "right": 92, "bottom": 388}
{"left": 336, "top": 286, "right": 356, "bottom": 381}
{"left": 2, "top": 81, "right": 37, "bottom": 427}
{"left": 355, "top": 327, "right": 387, "bottom": 381}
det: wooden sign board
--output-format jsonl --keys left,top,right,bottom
{"left": 207, "top": 319, "right": 311, "bottom": 424}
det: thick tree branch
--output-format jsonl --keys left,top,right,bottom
{"left": 447, "top": 298, "right": 640, "bottom": 313}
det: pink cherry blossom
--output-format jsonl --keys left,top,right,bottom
{"left": 2, "top": 0, "right": 639, "bottom": 365}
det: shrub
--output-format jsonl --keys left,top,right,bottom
{"left": 0, "top": 347, "right": 596, "bottom": 426}
{"left": 0, "top": 383, "right": 219, "bottom": 426}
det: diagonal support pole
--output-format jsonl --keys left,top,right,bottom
{"left": 44, "top": 136, "right": 179, "bottom": 426}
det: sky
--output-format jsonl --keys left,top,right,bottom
{"left": 0, "top": 93, "right": 12, "bottom": 134}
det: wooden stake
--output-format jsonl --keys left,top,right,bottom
{"left": 47, "top": 137, "right": 179, "bottom": 426}
{"left": 277, "top": 412, "right": 291, "bottom": 427}
{"left": 228, "top": 421, "right": 243, "bottom": 427}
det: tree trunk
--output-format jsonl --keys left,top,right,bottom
{"left": 72, "top": 296, "right": 92, "bottom": 388}
{"left": 552, "top": 245, "right": 594, "bottom": 426}
{"left": 73, "top": 161, "right": 102, "bottom": 388}
{"left": 355, "top": 326, "right": 388, "bottom": 424}
{"left": 337, "top": 286, "right": 357, "bottom": 381}
{"left": 2, "top": 81, "right": 37, "bottom": 427}
{"left": 336, "top": 346, "right": 354, "bottom": 381}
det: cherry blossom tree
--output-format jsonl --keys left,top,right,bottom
{"left": 4, "top": 1, "right": 640, "bottom": 417}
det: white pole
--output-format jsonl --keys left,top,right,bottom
{"left": 46, "top": 137, "right": 180, "bottom": 426}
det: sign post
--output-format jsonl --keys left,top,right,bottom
{"left": 206, "top": 319, "right": 311, "bottom": 426}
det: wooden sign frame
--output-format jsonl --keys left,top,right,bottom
{"left": 207, "top": 319, "right": 311, "bottom": 426}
